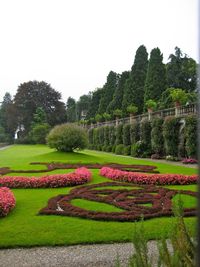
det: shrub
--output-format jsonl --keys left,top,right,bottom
{"left": 163, "top": 117, "right": 180, "bottom": 157}
{"left": 46, "top": 123, "right": 88, "bottom": 152}
{"left": 123, "top": 145, "right": 131, "bottom": 155}
{"left": 185, "top": 115, "right": 197, "bottom": 158}
{"left": 105, "top": 145, "right": 112, "bottom": 152}
{"left": 109, "top": 126, "right": 116, "bottom": 146}
{"left": 140, "top": 119, "right": 152, "bottom": 156}
{"left": 98, "top": 127, "right": 104, "bottom": 146}
{"left": 131, "top": 141, "right": 147, "bottom": 158}
{"left": 88, "top": 128, "right": 94, "bottom": 145}
{"left": 104, "top": 126, "right": 109, "bottom": 146}
{"left": 112, "top": 145, "right": 116, "bottom": 153}
{"left": 0, "top": 168, "right": 92, "bottom": 188}
{"left": 130, "top": 121, "right": 140, "bottom": 144}
{"left": 151, "top": 117, "right": 164, "bottom": 156}
{"left": 123, "top": 124, "right": 131, "bottom": 146}
{"left": 115, "top": 144, "right": 124, "bottom": 155}
{"left": 182, "top": 158, "right": 198, "bottom": 164}
{"left": 29, "top": 123, "right": 50, "bottom": 144}
{"left": 0, "top": 187, "right": 16, "bottom": 217}
{"left": 116, "top": 124, "right": 123, "bottom": 145}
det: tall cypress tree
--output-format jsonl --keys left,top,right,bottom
{"left": 98, "top": 71, "right": 119, "bottom": 114}
{"left": 86, "top": 88, "right": 104, "bottom": 119}
{"left": 122, "top": 45, "right": 148, "bottom": 114}
{"left": 66, "top": 97, "right": 76, "bottom": 122}
{"left": 144, "top": 48, "right": 166, "bottom": 105}
{"left": 107, "top": 71, "right": 130, "bottom": 114}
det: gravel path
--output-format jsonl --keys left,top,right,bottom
{"left": 0, "top": 241, "right": 162, "bottom": 267}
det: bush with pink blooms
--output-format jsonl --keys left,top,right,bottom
{"left": 0, "top": 167, "right": 92, "bottom": 188}
{"left": 0, "top": 187, "right": 16, "bottom": 217}
{"left": 100, "top": 167, "right": 197, "bottom": 185}
{"left": 182, "top": 158, "right": 198, "bottom": 164}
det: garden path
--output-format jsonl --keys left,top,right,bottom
{"left": 0, "top": 241, "right": 163, "bottom": 267}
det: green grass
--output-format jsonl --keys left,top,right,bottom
{"left": 0, "top": 145, "right": 197, "bottom": 248}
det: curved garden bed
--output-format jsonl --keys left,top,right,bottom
{"left": 100, "top": 167, "right": 197, "bottom": 185}
{"left": 0, "top": 167, "right": 91, "bottom": 188}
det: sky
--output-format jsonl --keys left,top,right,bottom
{"left": 0, "top": 0, "right": 198, "bottom": 103}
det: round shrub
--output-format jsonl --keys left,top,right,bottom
{"left": 115, "top": 144, "right": 124, "bottom": 155}
{"left": 88, "top": 128, "right": 94, "bottom": 145}
{"left": 46, "top": 123, "right": 88, "bottom": 152}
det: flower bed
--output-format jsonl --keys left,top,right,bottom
{"left": 100, "top": 167, "right": 197, "bottom": 185}
{"left": 39, "top": 181, "right": 197, "bottom": 222}
{"left": 0, "top": 168, "right": 92, "bottom": 188}
{"left": 0, "top": 162, "right": 159, "bottom": 175}
{"left": 0, "top": 187, "right": 16, "bottom": 217}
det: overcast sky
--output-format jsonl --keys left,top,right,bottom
{"left": 0, "top": 0, "right": 198, "bottom": 103}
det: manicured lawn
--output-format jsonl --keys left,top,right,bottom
{"left": 0, "top": 145, "right": 197, "bottom": 248}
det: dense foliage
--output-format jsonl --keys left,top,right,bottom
{"left": 47, "top": 123, "right": 88, "bottom": 152}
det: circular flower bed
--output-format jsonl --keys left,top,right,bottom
{"left": 39, "top": 182, "right": 197, "bottom": 222}
{"left": 0, "top": 168, "right": 91, "bottom": 188}
{"left": 100, "top": 167, "right": 197, "bottom": 185}
{"left": 0, "top": 187, "right": 16, "bottom": 217}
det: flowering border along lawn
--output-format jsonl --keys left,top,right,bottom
{"left": 0, "top": 167, "right": 92, "bottom": 188}
{"left": 0, "top": 187, "right": 16, "bottom": 217}
{"left": 100, "top": 167, "right": 197, "bottom": 185}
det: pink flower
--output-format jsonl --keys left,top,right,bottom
{"left": 100, "top": 167, "right": 197, "bottom": 185}
{"left": 0, "top": 167, "right": 92, "bottom": 188}
{"left": 0, "top": 187, "right": 16, "bottom": 217}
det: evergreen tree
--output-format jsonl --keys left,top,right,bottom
{"left": 123, "top": 45, "right": 148, "bottom": 114}
{"left": 66, "top": 97, "right": 77, "bottom": 122}
{"left": 166, "top": 47, "right": 197, "bottom": 92}
{"left": 98, "top": 71, "right": 119, "bottom": 114}
{"left": 107, "top": 71, "right": 130, "bottom": 114}
{"left": 144, "top": 48, "right": 166, "bottom": 105}
{"left": 86, "top": 88, "right": 104, "bottom": 119}
{"left": 0, "top": 92, "right": 17, "bottom": 139}
{"left": 76, "top": 93, "right": 92, "bottom": 120}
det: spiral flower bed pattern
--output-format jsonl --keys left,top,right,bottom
{"left": 100, "top": 167, "right": 197, "bottom": 185}
{"left": 39, "top": 182, "right": 197, "bottom": 222}
{"left": 0, "top": 187, "right": 16, "bottom": 217}
{"left": 0, "top": 168, "right": 91, "bottom": 188}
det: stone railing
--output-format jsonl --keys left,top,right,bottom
{"left": 86, "top": 103, "right": 197, "bottom": 129}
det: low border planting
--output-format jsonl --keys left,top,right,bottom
{"left": 39, "top": 181, "right": 197, "bottom": 222}
{"left": 0, "top": 162, "right": 159, "bottom": 175}
{"left": 0, "top": 187, "right": 16, "bottom": 217}
{"left": 0, "top": 168, "right": 91, "bottom": 188}
{"left": 100, "top": 167, "right": 197, "bottom": 185}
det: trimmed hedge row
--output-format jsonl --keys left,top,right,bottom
{"left": 88, "top": 115, "right": 197, "bottom": 159}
